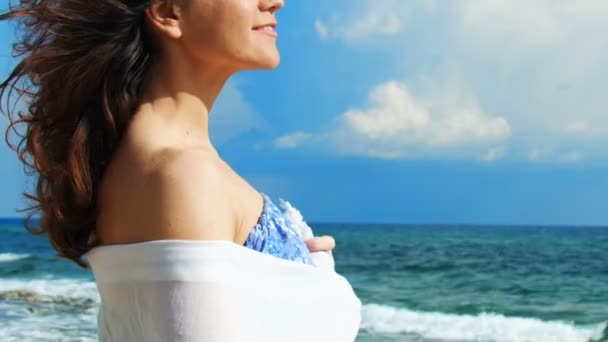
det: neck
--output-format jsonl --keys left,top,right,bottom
{"left": 138, "top": 53, "right": 236, "bottom": 148}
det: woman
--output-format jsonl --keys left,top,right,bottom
{"left": 1, "top": 0, "right": 361, "bottom": 341}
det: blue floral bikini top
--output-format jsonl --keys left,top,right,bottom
{"left": 243, "top": 193, "right": 313, "bottom": 265}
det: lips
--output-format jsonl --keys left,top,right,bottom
{"left": 254, "top": 26, "right": 276, "bottom": 33}
{"left": 252, "top": 22, "right": 277, "bottom": 31}
{"left": 253, "top": 22, "right": 278, "bottom": 37}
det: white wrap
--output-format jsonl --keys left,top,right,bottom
{"left": 87, "top": 240, "right": 362, "bottom": 342}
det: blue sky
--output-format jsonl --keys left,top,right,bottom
{"left": 1, "top": 0, "right": 608, "bottom": 225}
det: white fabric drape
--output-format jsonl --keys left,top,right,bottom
{"left": 87, "top": 240, "right": 361, "bottom": 342}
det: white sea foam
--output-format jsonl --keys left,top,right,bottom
{"left": 361, "top": 303, "right": 606, "bottom": 342}
{"left": 0, "top": 253, "right": 30, "bottom": 262}
{"left": 1, "top": 279, "right": 606, "bottom": 342}
{"left": 0, "top": 278, "right": 99, "bottom": 341}
{"left": 0, "top": 307, "right": 98, "bottom": 342}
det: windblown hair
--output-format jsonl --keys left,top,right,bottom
{"left": 0, "top": 0, "right": 157, "bottom": 267}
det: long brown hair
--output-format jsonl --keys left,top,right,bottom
{"left": 1, "top": 0, "right": 156, "bottom": 267}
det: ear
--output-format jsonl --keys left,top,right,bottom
{"left": 146, "top": 0, "right": 183, "bottom": 40}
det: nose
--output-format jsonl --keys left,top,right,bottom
{"left": 260, "top": 0, "right": 284, "bottom": 13}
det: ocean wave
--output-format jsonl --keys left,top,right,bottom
{"left": 361, "top": 303, "right": 606, "bottom": 342}
{"left": 0, "top": 278, "right": 99, "bottom": 342}
{"left": 0, "top": 278, "right": 99, "bottom": 301}
{"left": 0, "top": 300, "right": 98, "bottom": 342}
{"left": 1, "top": 280, "right": 606, "bottom": 342}
{"left": 0, "top": 253, "right": 30, "bottom": 262}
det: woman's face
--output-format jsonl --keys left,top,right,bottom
{"left": 176, "top": 0, "right": 285, "bottom": 72}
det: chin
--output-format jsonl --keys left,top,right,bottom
{"left": 233, "top": 50, "right": 280, "bottom": 71}
{"left": 241, "top": 59, "right": 279, "bottom": 71}
{"left": 262, "top": 58, "right": 281, "bottom": 69}
{"left": 254, "top": 53, "right": 281, "bottom": 70}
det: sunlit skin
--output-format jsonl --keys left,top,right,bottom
{"left": 96, "top": 0, "right": 335, "bottom": 255}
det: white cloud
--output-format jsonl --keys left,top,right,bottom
{"left": 313, "top": 0, "right": 608, "bottom": 161}
{"left": 341, "top": 81, "right": 510, "bottom": 148}
{"left": 313, "top": 0, "right": 422, "bottom": 42}
{"left": 275, "top": 81, "right": 511, "bottom": 160}
{"left": 315, "top": 15, "right": 401, "bottom": 42}
{"left": 559, "top": 151, "right": 583, "bottom": 163}
{"left": 274, "top": 131, "right": 313, "bottom": 149}
{"left": 482, "top": 146, "right": 506, "bottom": 162}
{"left": 314, "top": 19, "right": 329, "bottom": 39}
{"left": 528, "top": 148, "right": 588, "bottom": 163}
{"left": 342, "top": 82, "right": 429, "bottom": 141}
{"left": 458, "top": 1, "right": 608, "bottom": 50}
{"left": 528, "top": 149, "right": 544, "bottom": 162}
{"left": 563, "top": 121, "right": 589, "bottom": 134}
{"left": 339, "top": 12, "right": 401, "bottom": 41}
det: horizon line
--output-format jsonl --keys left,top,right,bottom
{"left": 1, "top": 217, "right": 607, "bottom": 229}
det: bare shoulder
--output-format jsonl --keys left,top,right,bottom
{"left": 97, "top": 147, "right": 238, "bottom": 244}
{"left": 146, "top": 148, "right": 238, "bottom": 241}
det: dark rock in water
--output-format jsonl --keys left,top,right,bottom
{"left": 0, "top": 290, "right": 40, "bottom": 303}
{"left": 0, "top": 289, "right": 97, "bottom": 315}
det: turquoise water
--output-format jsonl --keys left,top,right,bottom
{"left": 318, "top": 224, "right": 608, "bottom": 341}
{"left": 1, "top": 220, "right": 607, "bottom": 341}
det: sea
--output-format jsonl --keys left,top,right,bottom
{"left": 1, "top": 219, "right": 607, "bottom": 342}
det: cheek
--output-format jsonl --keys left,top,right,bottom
{"left": 181, "top": 8, "right": 254, "bottom": 60}
{"left": 207, "top": 1, "right": 257, "bottom": 50}
{"left": 216, "top": 6, "right": 256, "bottom": 49}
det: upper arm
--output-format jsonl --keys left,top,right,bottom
{"left": 136, "top": 149, "right": 238, "bottom": 242}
